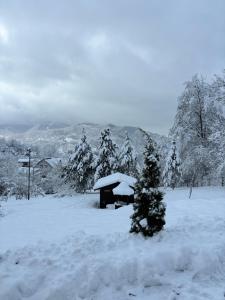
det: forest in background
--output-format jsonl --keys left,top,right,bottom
{"left": 0, "top": 69, "right": 225, "bottom": 198}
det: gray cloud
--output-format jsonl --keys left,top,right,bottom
{"left": 0, "top": 0, "right": 224, "bottom": 134}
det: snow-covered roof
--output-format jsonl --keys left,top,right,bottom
{"left": 45, "top": 158, "right": 62, "bottom": 168}
{"left": 18, "top": 158, "right": 29, "bottom": 163}
{"left": 113, "top": 182, "right": 134, "bottom": 196}
{"left": 93, "top": 172, "right": 137, "bottom": 190}
{"left": 18, "top": 158, "right": 34, "bottom": 163}
{"left": 35, "top": 158, "right": 62, "bottom": 168}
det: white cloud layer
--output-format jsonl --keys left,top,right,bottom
{"left": 0, "top": 23, "right": 9, "bottom": 44}
{"left": 0, "top": 0, "right": 224, "bottom": 134}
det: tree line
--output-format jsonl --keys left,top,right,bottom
{"left": 62, "top": 128, "right": 139, "bottom": 193}
{"left": 63, "top": 69, "right": 225, "bottom": 192}
{"left": 1, "top": 69, "right": 225, "bottom": 199}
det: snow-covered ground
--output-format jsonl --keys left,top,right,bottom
{"left": 1, "top": 187, "right": 225, "bottom": 300}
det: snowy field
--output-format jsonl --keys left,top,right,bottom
{"left": 1, "top": 187, "right": 225, "bottom": 300}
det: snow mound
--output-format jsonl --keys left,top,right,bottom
{"left": 1, "top": 232, "right": 225, "bottom": 300}
{"left": 113, "top": 182, "right": 134, "bottom": 196}
{"left": 1, "top": 187, "right": 225, "bottom": 299}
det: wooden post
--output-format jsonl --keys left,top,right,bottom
{"left": 27, "top": 148, "right": 31, "bottom": 200}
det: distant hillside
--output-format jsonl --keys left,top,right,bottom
{"left": 0, "top": 122, "right": 170, "bottom": 166}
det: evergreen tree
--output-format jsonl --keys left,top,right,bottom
{"left": 130, "top": 131, "right": 166, "bottom": 237}
{"left": 118, "top": 132, "right": 139, "bottom": 177}
{"left": 64, "top": 131, "right": 94, "bottom": 193}
{"left": 95, "top": 128, "right": 118, "bottom": 179}
{"left": 163, "top": 140, "right": 181, "bottom": 189}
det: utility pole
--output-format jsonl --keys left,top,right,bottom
{"left": 26, "top": 148, "right": 31, "bottom": 200}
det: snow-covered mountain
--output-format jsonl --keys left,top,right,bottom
{"left": 0, "top": 122, "right": 169, "bottom": 161}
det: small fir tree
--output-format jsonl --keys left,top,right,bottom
{"left": 95, "top": 128, "right": 118, "bottom": 179}
{"left": 118, "top": 132, "right": 139, "bottom": 177}
{"left": 163, "top": 140, "right": 181, "bottom": 189}
{"left": 64, "top": 131, "right": 94, "bottom": 193}
{"left": 130, "top": 131, "right": 166, "bottom": 237}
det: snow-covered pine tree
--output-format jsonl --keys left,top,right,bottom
{"left": 95, "top": 128, "right": 118, "bottom": 179}
{"left": 163, "top": 140, "right": 181, "bottom": 189}
{"left": 118, "top": 132, "right": 139, "bottom": 177}
{"left": 130, "top": 130, "right": 166, "bottom": 237}
{"left": 64, "top": 131, "right": 94, "bottom": 193}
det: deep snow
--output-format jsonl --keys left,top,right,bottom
{"left": 1, "top": 187, "right": 225, "bottom": 300}
{"left": 93, "top": 172, "right": 137, "bottom": 190}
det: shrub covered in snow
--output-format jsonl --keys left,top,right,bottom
{"left": 130, "top": 131, "right": 166, "bottom": 237}
{"left": 0, "top": 180, "right": 10, "bottom": 200}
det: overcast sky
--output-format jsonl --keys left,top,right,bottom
{"left": 0, "top": 0, "right": 224, "bottom": 134}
